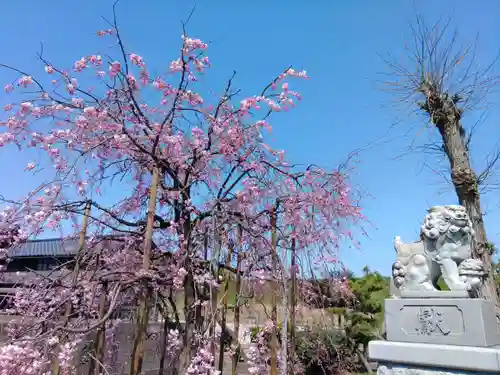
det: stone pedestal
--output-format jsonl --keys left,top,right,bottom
{"left": 384, "top": 297, "right": 500, "bottom": 347}
{"left": 369, "top": 341, "right": 500, "bottom": 374}
{"left": 374, "top": 205, "right": 500, "bottom": 374}
{"left": 368, "top": 297, "right": 500, "bottom": 374}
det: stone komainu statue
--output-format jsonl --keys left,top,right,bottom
{"left": 391, "top": 205, "right": 485, "bottom": 295}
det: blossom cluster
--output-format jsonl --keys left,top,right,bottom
{"left": 0, "top": 21, "right": 362, "bottom": 375}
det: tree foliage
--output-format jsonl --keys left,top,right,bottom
{"left": 0, "top": 5, "right": 363, "bottom": 375}
{"left": 291, "top": 268, "right": 389, "bottom": 374}
{"left": 346, "top": 268, "right": 389, "bottom": 343}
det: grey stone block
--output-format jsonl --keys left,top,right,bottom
{"left": 384, "top": 298, "right": 500, "bottom": 347}
{"left": 368, "top": 340, "right": 500, "bottom": 373}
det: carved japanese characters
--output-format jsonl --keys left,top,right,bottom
{"left": 416, "top": 307, "right": 451, "bottom": 336}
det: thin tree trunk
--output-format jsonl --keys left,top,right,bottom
{"left": 280, "top": 271, "right": 288, "bottom": 375}
{"left": 181, "top": 269, "right": 203, "bottom": 372}
{"left": 88, "top": 280, "right": 107, "bottom": 375}
{"left": 210, "top": 216, "right": 222, "bottom": 359}
{"left": 269, "top": 205, "right": 278, "bottom": 375}
{"left": 129, "top": 166, "right": 159, "bottom": 375}
{"left": 418, "top": 80, "right": 499, "bottom": 307}
{"left": 231, "top": 224, "right": 243, "bottom": 375}
{"left": 52, "top": 200, "right": 91, "bottom": 375}
{"left": 437, "top": 112, "right": 498, "bottom": 305}
{"left": 158, "top": 317, "right": 168, "bottom": 375}
{"left": 357, "top": 348, "right": 373, "bottom": 374}
{"left": 289, "top": 237, "right": 297, "bottom": 375}
{"left": 158, "top": 302, "right": 174, "bottom": 375}
{"left": 218, "top": 242, "right": 233, "bottom": 373}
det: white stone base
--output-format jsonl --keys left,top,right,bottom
{"left": 377, "top": 362, "right": 493, "bottom": 375}
{"left": 369, "top": 341, "right": 500, "bottom": 374}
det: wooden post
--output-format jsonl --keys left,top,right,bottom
{"left": 52, "top": 200, "right": 91, "bottom": 375}
{"left": 231, "top": 224, "right": 243, "bottom": 375}
{"left": 269, "top": 205, "right": 278, "bottom": 375}
{"left": 129, "top": 166, "right": 159, "bottom": 375}
{"left": 280, "top": 264, "right": 288, "bottom": 375}
{"left": 289, "top": 236, "right": 297, "bottom": 374}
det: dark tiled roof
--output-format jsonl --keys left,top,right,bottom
{"left": 6, "top": 235, "right": 148, "bottom": 258}
{"left": 8, "top": 238, "right": 80, "bottom": 258}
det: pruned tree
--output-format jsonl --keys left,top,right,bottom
{"left": 381, "top": 15, "right": 500, "bottom": 305}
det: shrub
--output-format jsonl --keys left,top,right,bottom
{"left": 295, "top": 328, "right": 358, "bottom": 375}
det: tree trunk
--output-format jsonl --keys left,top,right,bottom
{"left": 129, "top": 166, "right": 159, "bottom": 375}
{"left": 269, "top": 205, "right": 278, "bottom": 375}
{"left": 279, "top": 271, "right": 288, "bottom": 375}
{"left": 178, "top": 215, "right": 201, "bottom": 372}
{"left": 356, "top": 348, "right": 373, "bottom": 374}
{"left": 88, "top": 280, "right": 107, "bottom": 375}
{"left": 218, "top": 243, "right": 233, "bottom": 373}
{"left": 210, "top": 216, "right": 222, "bottom": 359}
{"left": 231, "top": 224, "right": 243, "bottom": 375}
{"left": 289, "top": 237, "right": 297, "bottom": 375}
{"left": 158, "top": 306, "right": 176, "bottom": 375}
{"left": 418, "top": 80, "right": 499, "bottom": 307}
{"left": 434, "top": 99, "right": 498, "bottom": 306}
{"left": 52, "top": 200, "right": 91, "bottom": 375}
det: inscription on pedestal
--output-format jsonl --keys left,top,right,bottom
{"left": 399, "top": 304, "right": 465, "bottom": 337}
{"left": 416, "top": 307, "right": 451, "bottom": 335}
{"left": 385, "top": 297, "right": 500, "bottom": 347}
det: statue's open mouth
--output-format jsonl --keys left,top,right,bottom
{"left": 451, "top": 219, "right": 468, "bottom": 227}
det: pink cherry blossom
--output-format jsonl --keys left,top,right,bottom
{"left": 18, "top": 75, "right": 33, "bottom": 87}
{"left": 109, "top": 61, "right": 121, "bottom": 77}
{"left": 24, "top": 162, "right": 36, "bottom": 171}
{"left": 4, "top": 84, "right": 13, "bottom": 93}
{"left": 73, "top": 58, "right": 87, "bottom": 71}
{"left": 0, "top": 15, "right": 363, "bottom": 375}
{"left": 129, "top": 53, "right": 145, "bottom": 67}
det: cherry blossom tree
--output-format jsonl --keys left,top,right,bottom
{"left": 0, "top": 7, "right": 363, "bottom": 375}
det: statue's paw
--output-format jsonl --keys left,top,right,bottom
{"left": 448, "top": 280, "right": 472, "bottom": 291}
{"left": 392, "top": 266, "right": 406, "bottom": 278}
{"left": 414, "top": 282, "right": 438, "bottom": 292}
{"left": 470, "top": 277, "right": 481, "bottom": 285}
{"left": 458, "top": 258, "right": 485, "bottom": 273}
{"left": 392, "top": 260, "right": 405, "bottom": 270}
{"left": 450, "top": 284, "right": 466, "bottom": 291}
{"left": 393, "top": 276, "right": 405, "bottom": 288}
{"left": 424, "top": 283, "right": 437, "bottom": 291}
{"left": 466, "top": 277, "right": 482, "bottom": 290}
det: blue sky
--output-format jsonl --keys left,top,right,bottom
{"left": 1, "top": 0, "right": 499, "bottom": 276}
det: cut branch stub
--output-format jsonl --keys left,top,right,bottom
{"left": 452, "top": 166, "right": 479, "bottom": 196}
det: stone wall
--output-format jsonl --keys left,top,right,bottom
{"left": 0, "top": 305, "right": 344, "bottom": 374}
{"left": 0, "top": 317, "right": 251, "bottom": 375}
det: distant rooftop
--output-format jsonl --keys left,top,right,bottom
{"left": 6, "top": 235, "right": 131, "bottom": 258}
{"left": 8, "top": 238, "right": 80, "bottom": 258}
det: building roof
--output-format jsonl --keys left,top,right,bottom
{"left": 6, "top": 235, "right": 153, "bottom": 258}
{"left": 8, "top": 238, "right": 80, "bottom": 258}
